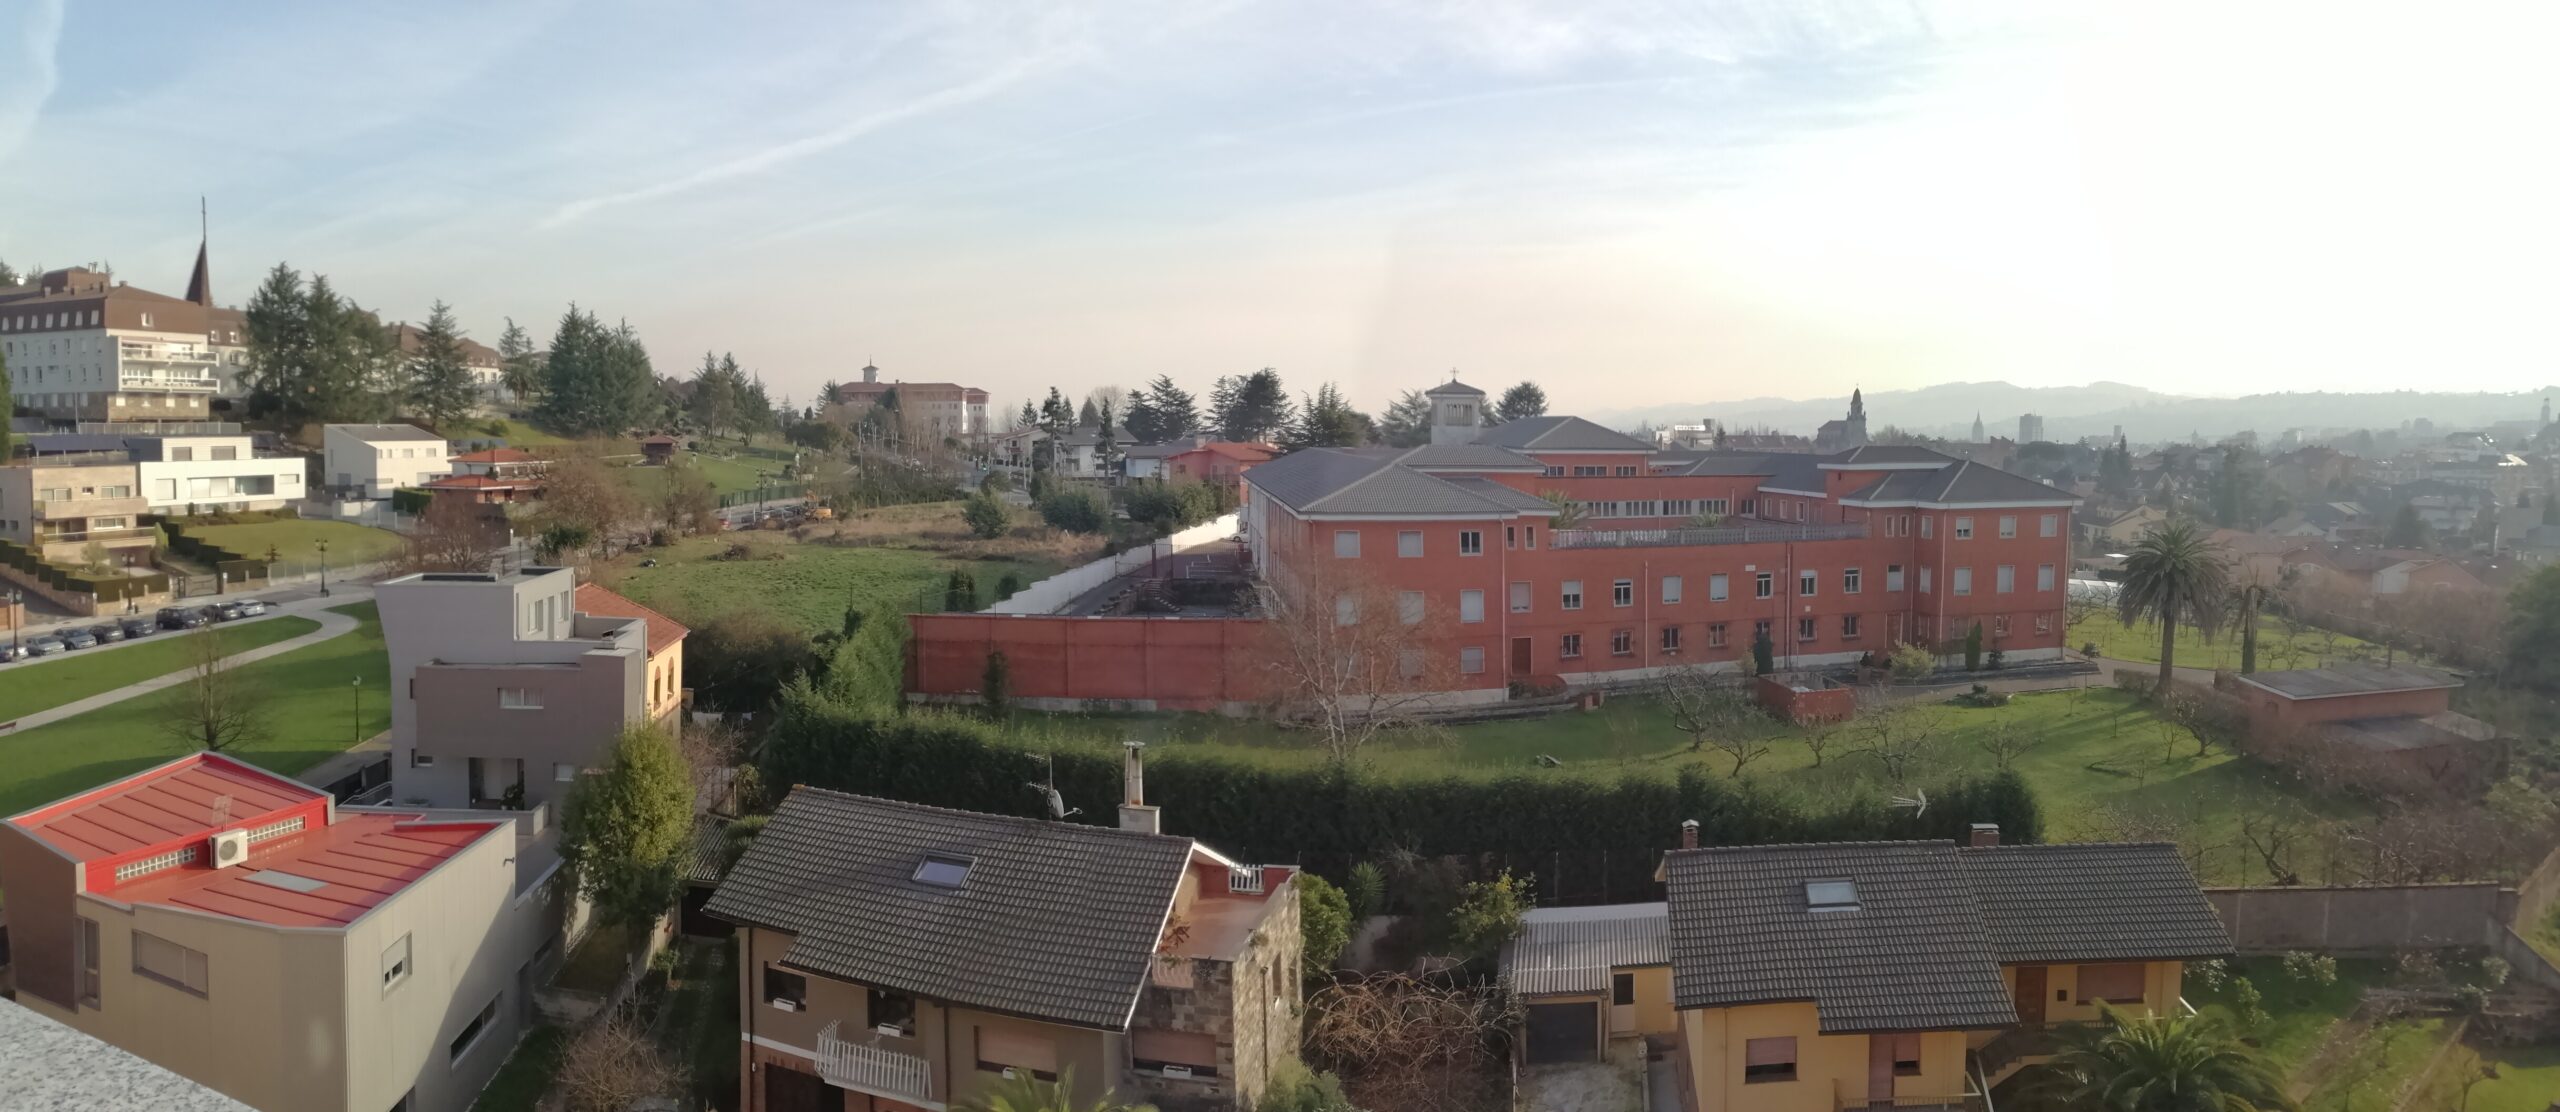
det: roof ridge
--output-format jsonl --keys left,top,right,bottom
{"left": 1301, "top": 449, "right": 1402, "bottom": 511}
{"left": 786, "top": 785, "right": 1197, "bottom": 846}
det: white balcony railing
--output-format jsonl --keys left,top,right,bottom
{"left": 120, "top": 373, "right": 220, "bottom": 391}
{"left": 817, "top": 1021, "right": 935, "bottom": 1104}
{"left": 119, "top": 343, "right": 218, "bottom": 365}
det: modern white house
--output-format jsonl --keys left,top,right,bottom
{"left": 323, "top": 424, "right": 452, "bottom": 499}
{"left": 129, "top": 434, "right": 304, "bottom": 514}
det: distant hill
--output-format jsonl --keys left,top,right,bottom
{"left": 1592, "top": 382, "right": 2560, "bottom": 444}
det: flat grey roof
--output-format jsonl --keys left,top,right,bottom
{"left": 1502, "top": 903, "right": 1670, "bottom": 996}
{"left": 2237, "top": 664, "right": 2460, "bottom": 700}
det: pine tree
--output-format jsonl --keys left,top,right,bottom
{"left": 1216, "top": 368, "right": 1292, "bottom": 442}
{"left": 2386, "top": 502, "right": 2431, "bottom": 549}
{"left": 1492, "top": 381, "right": 1548, "bottom": 424}
{"left": 406, "top": 300, "right": 479, "bottom": 428}
{"left": 689, "top": 352, "right": 740, "bottom": 438}
{"left": 737, "top": 367, "right": 775, "bottom": 446}
{"left": 1285, "top": 383, "right": 1367, "bottom": 449}
{"left": 496, "top": 316, "right": 543, "bottom": 405}
{"left": 0, "top": 258, "right": 18, "bottom": 287}
{"left": 1377, "top": 390, "right": 1433, "bottom": 447}
{"left": 1143, "top": 374, "right": 1198, "bottom": 440}
{"left": 1095, "top": 397, "right": 1121, "bottom": 472}
{"left": 1121, "top": 388, "right": 1162, "bottom": 444}
{"left": 1077, "top": 397, "right": 1099, "bottom": 428}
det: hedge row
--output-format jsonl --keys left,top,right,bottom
{"left": 156, "top": 516, "right": 278, "bottom": 583}
{"left": 390, "top": 488, "right": 433, "bottom": 515}
{"left": 0, "top": 538, "right": 171, "bottom": 600}
{"left": 760, "top": 692, "right": 2043, "bottom": 896}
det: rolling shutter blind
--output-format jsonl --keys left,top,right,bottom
{"left": 978, "top": 1026, "right": 1059, "bottom": 1073}
{"left": 1745, "top": 1036, "right": 1796, "bottom": 1066}
{"left": 1132, "top": 1029, "right": 1218, "bottom": 1067}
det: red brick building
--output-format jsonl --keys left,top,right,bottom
{"left": 2232, "top": 664, "right": 2494, "bottom": 785}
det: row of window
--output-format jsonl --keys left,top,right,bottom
{"left": 761, "top": 967, "right": 1228, "bottom": 1079}
{"left": 1, "top": 310, "right": 107, "bottom": 331}
{"left": 1574, "top": 498, "right": 1732, "bottom": 519}
{"left": 1445, "top": 613, "right": 2057, "bottom": 673}
{"left": 1549, "top": 464, "right": 1643, "bottom": 477}
{"left": 1344, "top": 562, "right": 2061, "bottom": 629}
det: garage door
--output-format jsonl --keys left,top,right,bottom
{"left": 1524, "top": 1001, "right": 1599, "bottom": 1064}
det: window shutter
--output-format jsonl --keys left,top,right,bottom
{"left": 1746, "top": 1037, "right": 1796, "bottom": 1066}
{"left": 978, "top": 1026, "right": 1060, "bottom": 1073}
{"left": 1132, "top": 1029, "right": 1219, "bottom": 1067}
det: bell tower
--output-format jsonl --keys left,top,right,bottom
{"left": 1424, "top": 376, "right": 1488, "bottom": 445}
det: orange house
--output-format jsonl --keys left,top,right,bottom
{"left": 572, "top": 583, "right": 691, "bottom": 726}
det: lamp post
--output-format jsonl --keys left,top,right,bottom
{"left": 350, "top": 676, "right": 362, "bottom": 744}
{"left": 6, "top": 587, "right": 20, "bottom": 653}
{"left": 316, "top": 538, "right": 332, "bottom": 597}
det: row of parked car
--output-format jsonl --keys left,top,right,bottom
{"left": 0, "top": 599, "right": 274, "bottom": 662}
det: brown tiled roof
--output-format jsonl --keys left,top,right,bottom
{"left": 574, "top": 582, "right": 689, "bottom": 656}
{"left": 387, "top": 322, "right": 502, "bottom": 366}
{"left": 1955, "top": 843, "right": 2231, "bottom": 965}
{"left": 703, "top": 788, "right": 1193, "bottom": 1030}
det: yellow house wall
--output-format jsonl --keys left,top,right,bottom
{"left": 1624, "top": 966, "right": 1677, "bottom": 1037}
{"left": 1999, "top": 961, "right": 2187, "bottom": 1024}
{"left": 1679, "top": 1003, "right": 1970, "bottom": 1112}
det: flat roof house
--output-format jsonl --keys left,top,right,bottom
{"left": 0, "top": 753, "right": 567, "bottom": 1112}
{"left": 2235, "top": 664, "right": 2496, "bottom": 787}
{"left": 706, "top": 745, "right": 1302, "bottom": 1112}
{"left": 1661, "top": 827, "right": 2229, "bottom": 1111}
{"left": 324, "top": 423, "right": 453, "bottom": 500}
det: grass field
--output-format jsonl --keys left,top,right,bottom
{"left": 0, "top": 617, "right": 318, "bottom": 723}
{"left": 0, "top": 602, "right": 390, "bottom": 817}
{"left": 2448, "top": 1044, "right": 2560, "bottom": 1111}
{"left": 2187, "top": 958, "right": 2387, "bottom": 1079}
{"left": 597, "top": 523, "right": 1065, "bottom": 636}
{"left": 468, "top": 1026, "right": 567, "bottom": 1112}
{"left": 1007, "top": 685, "right": 2366, "bottom": 885}
{"left": 451, "top": 417, "right": 574, "bottom": 449}
{"left": 184, "top": 518, "right": 409, "bottom": 565}
{"left": 617, "top": 450, "right": 790, "bottom": 499}
{"left": 2069, "top": 615, "right": 2386, "bottom": 671}
{"left": 2301, "top": 1014, "right": 2452, "bottom": 1112}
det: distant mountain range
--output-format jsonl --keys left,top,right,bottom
{"left": 1589, "top": 382, "right": 2560, "bottom": 444}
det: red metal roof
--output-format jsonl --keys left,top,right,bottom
{"left": 6, "top": 754, "right": 501, "bottom": 928}
{"left": 575, "top": 582, "right": 689, "bottom": 656}
{"left": 451, "top": 447, "right": 538, "bottom": 464}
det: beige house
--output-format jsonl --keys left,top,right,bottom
{"left": 0, "top": 752, "right": 568, "bottom": 1112}
{"left": 0, "top": 455, "right": 155, "bottom": 565}
{"left": 1503, "top": 903, "right": 1676, "bottom": 1064}
{"left": 707, "top": 745, "right": 1301, "bottom": 1112}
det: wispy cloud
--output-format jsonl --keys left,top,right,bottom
{"left": 0, "top": 0, "right": 65, "bottom": 161}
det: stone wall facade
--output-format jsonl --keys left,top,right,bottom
{"left": 1128, "top": 875, "right": 1304, "bottom": 1111}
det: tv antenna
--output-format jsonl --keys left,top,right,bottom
{"left": 1889, "top": 787, "right": 1928, "bottom": 819}
{"left": 1026, "top": 755, "right": 1080, "bottom": 820}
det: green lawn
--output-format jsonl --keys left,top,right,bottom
{"left": 451, "top": 417, "right": 574, "bottom": 449}
{"left": 0, "top": 602, "right": 389, "bottom": 817}
{"left": 2301, "top": 1014, "right": 2452, "bottom": 1112}
{"left": 602, "top": 531, "right": 1060, "bottom": 637}
{"left": 619, "top": 450, "right": 790, "bottom": 499}
{"left": 1008, "top": 686, "right": 2368, "bottom": 884}
{"left": 2456, "top": 1044, "right": 2560, "bottom": 1112}
{"left": 2070, "top": 615, "right": 2385, "bottom": 672}
{"left": 2187, "top": 958, "right": 2388, "bottom": 1079}
{"left": 468, "top": 1026, "right": 567, "bottom": 1112}
{"left": 0, "top": 617, "right": 317, "bottom": 723}
{"left": 183, "top": 518, "right": 408, "bottom": 565}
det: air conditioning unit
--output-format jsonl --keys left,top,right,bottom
{"left": 208, "top": 829, "right": 250, "bottom": 869}
{"left": 769, "top": 998, "right": 800, "bottom": 1013}
{"left": 1160, "top": 1065, "right": 1195, "bottom": 1079}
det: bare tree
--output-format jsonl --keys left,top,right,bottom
{"left": 1800, "top": 720, "right": 1844, "bottom": 769}
{"left": 535, "top": 445, "right": 641, "bottom": 559}
{"left": 2237, "top": 803, "right": 2312, "bottom": 886}
{"left": 554, "top": 1012, "right": 686, "bottom": 1112}
{"left": 1853, "top": 703, "right": 1948, "bottom": 790}
{"left": 675, "top": 718, "right": 748, "bottom": 812}
{"left": 398, "top": 496, "right": 509, "bottom": 574}
{"left": 1303, "top": 974, "right": 1518, "bottom": 1112}
{"left": 1658, "top": 664, "right": 1769, "bottom": 776}
{"left": 1258, "top": 559, "right": 1458, "bottom": 764}
{"left": 159, "top": 628, "right": 267, "bottom": 753}
{"left": 1970, "top": 720, "right": 2042, "bottom": 772}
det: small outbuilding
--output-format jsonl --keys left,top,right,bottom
{"left": 1500, "top": 902, "right": 1676, "bottom": 1064}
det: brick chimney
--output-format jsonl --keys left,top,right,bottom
{"left": 1119, "top": 741, "right": 1160, "bottom": 834}
{"left": 1680, "top": 819, "right": 1700, "bottom": 850}
{"left": 1969, "top": 823, "right": 2000, "bottom": 847}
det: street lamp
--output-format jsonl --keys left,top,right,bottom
{"left": 316, "top": 538, "right": 332, "bottom": 597}
{"left": 350, "top": 676, "right": 362, "bottom": 744}
{"left": 6, "top": 587, "right": 20, "bottom": 653}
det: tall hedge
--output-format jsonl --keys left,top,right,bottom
{"left": 760, "top": 689, "right": 2043, "bottom": 903}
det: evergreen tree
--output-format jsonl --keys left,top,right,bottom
{"left": 1120, "top": 388, "right": 1162, "bottom": 444}
{"left": 243, "top": 264, "right": 397, "bottom": 424}
{"left": 1143, "top": 374, "right": 1198, "bottom": 440}
{"left": 538, "top": 307, "right": 656, "bottom": 437}
{"left": 559, "top": 726, "right": 694, "bottom": 930}
{"left": 2099, "top": 437, "right": 2135, "bottom": 496}
{"left": 405, "top": 300, "right": 479, "bottom": 428}
{"left": 1492, "top": 381, "right": 1548, "bottom": 424}
{"left": 737, "top": 368, "right": 775, "bottom": 445}
{"left": 2385, "top": 502, "right": 2431, "bottom": 548}
{"left": 1077, "top": 397, "right": 1099, "bottom": 428}
{"left": 688, "top": 351, "right": 739, "bottom": 438}
{"left": 1206, "top": 376, "right": 1240, "bottom": 440}
{"left": 496, "top": 316, "right": 543, "bottom": 405}
{"left": 1285, "top": 383, "right": 1367, "bottom": 449}
{"left": 1094, "top": 397, "right": 1121, "bottom": 472}
{"left": 1215, "top": 367, "right": 1292, "bottom": 442}
{"left": 1377, "top": 389, "right": 1433, "bottom": 448}
{"left": 1017, "top": 399, "right": 1038, "bottom": 430}
{"left": 818, "top": 380, "right": 845, "bottom": 407}
{"left": 0, "top": 258, "right": 18, "bottom": 286}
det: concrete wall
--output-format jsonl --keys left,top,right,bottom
{"left": 2240, "top": 684, "right": 2454, "bottom": 735}
{"left": 2205, "top": 884, "right": 2510, "bottom": 953}
{"left": 0, "top": 816, "right": 82, "bottom": 1008}
{"left": 410, "top": 653, "right": 641, "bottom": 810}
{"left": 986, "top": 513, "right": 1242, "bottom": 615}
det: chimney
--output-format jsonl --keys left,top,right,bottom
{"left": 1680, "top": 819, "right": 1699, "bottom": 851}
{"left": 1969, "top": 823, "right": 2000, "bottom": 848}
{"left": 1119, "top": 740, "right": 1160, "bottom": 834}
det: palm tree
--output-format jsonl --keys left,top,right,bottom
{"left": 2024, "top": 1005, "right": 2294, "bottom": 1111}
{"left": 958, "top": 1069, "right": 1155, "bottom": 1112}
{"left": 2117, "top": 520, "right": 2231, "bottom": 687}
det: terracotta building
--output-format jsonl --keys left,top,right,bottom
{"left": 2234, "top": 664, "right": 2496, "bottom": 785}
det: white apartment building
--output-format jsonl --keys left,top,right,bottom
{"left": 130, "top": 435, "right": 304, "bottom": 513}
{"left": 0, "top": 265, "right": 242, "bottom": 422}
{"left": 324, "top": 424, "right": 453, "bottom": 499}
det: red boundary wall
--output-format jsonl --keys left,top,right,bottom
{"left": 909, "top": 614, "right": 1266, "bottom": 711}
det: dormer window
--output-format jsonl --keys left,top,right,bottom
{"left": 913, "top": 854, "right": 972, "bottom": 888}
{"left": 1806, "top": 879, "right": 1859, "bottom": 913}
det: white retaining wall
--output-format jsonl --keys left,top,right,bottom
{"left": 987, "top": 512, "right": 1240, "bottom": 615}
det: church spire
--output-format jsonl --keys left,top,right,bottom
{"left": 184, "top": 197, "right": 212, "bottom": 308}
{"left": 1848, "top": 387, "right": 1864, "bottom": 421}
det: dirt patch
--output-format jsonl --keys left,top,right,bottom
{"left": 1520, "top": 1046, "right": 1645, "bottom": 1112}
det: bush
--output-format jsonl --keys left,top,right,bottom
{"left": 1123, "top": 481, "right": 1230, "bottom": 534}
{"left": 1261, "top": 1065, "right": 1366, "bottom": 1112}
{"left": 2187, "top": 958, "right": 2228, "bottom": 991}
{"left": 390, "top": 487, "right": 433, "bottom": 515}
{"left": 1437, "top": 871, "right": 1530, "bottom": 963}
{"left": 962, "top": 488, "right": 1009, "bottom": 539}
{"left": 942, "top": 569, "right": 978, "bottom": 612}
{"left": 994, "top": 572, "right": 1023, "bottom": 601}
{"left": 2231, "top": 976, "right": 2267, "bottom": 1031}
{"left": 2282, "top": 950, "right": 2339, "bottom": 988}
{"left": 1345, "top": 861, "right": 1386, "bottom": 922}
{"left": 980, "top": 650, "right": 1010, "bottom": 720}
{"left": 2455, "top": 983, "right": 2490, "bottom": 1013}
{"left": 1955, "top": 683, "right": 2011, "bottom": 708}
{"left": 1889, "top": 642, "right": 1936, "bottom": 680}
{"left": 1300, "top": 873, "right": 1354, "bottom": 976}
{"left": 1964, "top": 622, "right": 1984, "bottom": 671}
{"left": 1986, "top": 648, "right": 2004, "bottom": 671}
{"left": 1037, "top": 489, "right": 1109, "bottom": 534}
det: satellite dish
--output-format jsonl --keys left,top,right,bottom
{"left": 1889, "top": 788, "right": 1928, "bottom": 818}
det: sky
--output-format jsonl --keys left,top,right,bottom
{"left": 5, "top": 0, "right": 2559, "bottom": 419}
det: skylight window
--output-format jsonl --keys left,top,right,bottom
{"left": 913, "top": 855, "right": 972, "bottom": 888}
{"left": 1806, "top": 879, "right": 1859, "bottom": 913}
{"left": 246, "top": 870, "right": 329, "bottom": 894}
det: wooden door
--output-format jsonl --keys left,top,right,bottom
{"left": 2015, "top": 965, "right": 2047, "bottom": 1024}
{"left": 1867, "top": 1035, "right": 1895, "bottom": 1103}
{"left": 1887, "top": 612, "right": 1904, "bottom": 645}
{"left": 1510, "top": 637, "right": 1532, "bottom": 677}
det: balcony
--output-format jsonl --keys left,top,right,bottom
{"left": 1833, "top": 1082, "right": 1985, "bottom": 1112}
{"left": 119, "top": 342, "right": 218, "bottom": 366}
{"left": 817, "top": 1021, "right": 936, "bottom": 1106}
{"left": 119, "top": 373, "right": 220, "bottom": 391}
{"left": 1551, "top": 522, "right": 1870, "bottom": 550}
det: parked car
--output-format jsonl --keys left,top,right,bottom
{"left": 0, "top": 643, "right": 25, "bottom": 663}
{"left": 119, "top": 617, "right": 157, "bottom": 639}
{"left": 233, "top": 598, "right": 270, "bottom": 617}
{"left": 24, "top": 636, "right": 68, "bottom": 657}
{"left": 87, "top": 623, "right": 125, "bottom": 644}
{"left": 58, "top": 628, "right": 98, "bottom": 649}
{"left": 159, "top": 606, "right": 209, "bottom": 630}
{"left": 207, "top": 601, "right": 248, "bottom": 622}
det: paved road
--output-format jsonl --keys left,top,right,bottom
{"left": 0, "top": 584, "right": 376, "bottom": 673}
{"left": 0, "top": 604, "right": 364, "bottom": 733}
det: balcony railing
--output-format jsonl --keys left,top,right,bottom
{"left": 119, "top": 373, "right": 220, "bottom": 391}
{"left": 1551, "top": 522, "right": 1869, "bottom": 550}
{"left": 1833, "top": 1083, "right": 1985, "bottom": 1112}
{"left": 119, "top": 343, "right": 218, "bottom": 365}
{"left": 817, "top": 1021, "right": 935, "bottom": 1105}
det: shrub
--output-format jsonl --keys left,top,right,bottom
{"left": 1300, "top": 873, "right": 1354, "bottom": 976}
{"left": 981, "top": 651, "right": 1010, "bottom": 720}
{"left": 978, "top": 471, "right": 1010, "bottom": 494}
{"left": 1345, "top": 861, "right": 1386, "bottom": 922}
{"left": 2282, "top": 950, "right": 2339, "bottom": 988}
{"left": 1037, "top": 489, "right": 1108, "bottom": 534}
{"left": 1261, "top": 1064, "right": 1365, "bottom": 1112}
{"left": 2454, "top": 983, "right": 2490, "bottom": 1013}
{"left": 2187, "top": 958, "right": 2228, "bottom": 991}
{"left": 1889, "top": 642, "right": 1937, "bottom": 680}
{"left": 1437, "top": 871, "right": 1530, "bottom": 963}
{"left": 943, "top": 569, "right": 978, "bottom": 612}
{"left": 2476, "top": 956, "right": 2510, "bottom": 989}
{"left": 962, "top": 488, "right": 1009, "bottom": 539}
{"left": 995, "top": 572, "right": 1023, "bottom": 601}
{"left": 1986, "top": 648, "right": 2004, "bottom": 671}
{"left": 1964, "top": 622, "right": 1984, "bottom": 671}
{"left": 2231, "top": 976, "right": 2267, "bottom": 1031}
{"left": 1955, "top": 683, "right": 2011, "bottom": 708}
{"left": 2393, "top": 949, "right": 2440, "bottom": 984}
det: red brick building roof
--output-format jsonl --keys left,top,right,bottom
{"left": 575, "top": 582, "right": 690, "bottom": 657}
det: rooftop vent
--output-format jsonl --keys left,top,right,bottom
{"left": 244, "top": 870, "right": 328, "bottom": 893}
{"left": 913, "top": 854, "right": 971, "bottom": 889}
{"left": 1806, "top": 879, "right": 1859, "bottom": 913}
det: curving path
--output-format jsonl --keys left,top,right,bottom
{"left": 1, "top": 606, "right": 362, "bottom": 735}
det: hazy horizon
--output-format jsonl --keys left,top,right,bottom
{"left": 7, "top": 1, "right": 2557, "bottom": 418}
